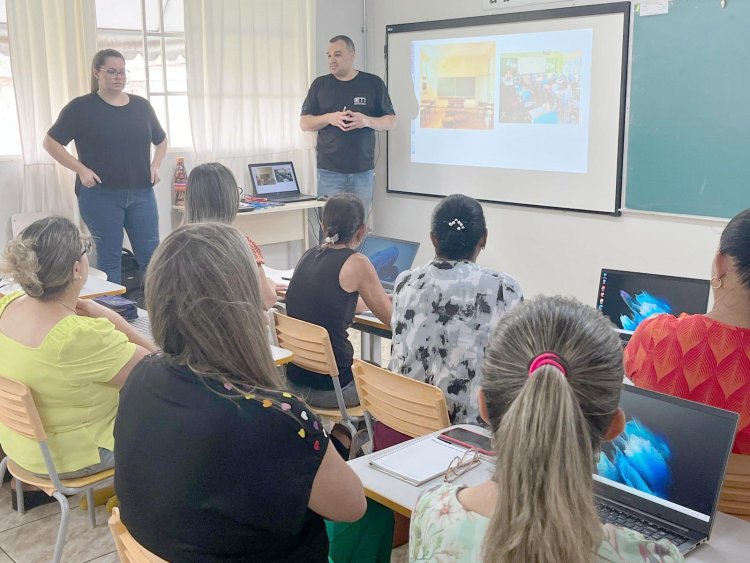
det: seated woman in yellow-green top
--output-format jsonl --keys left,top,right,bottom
{"left": 0, "top": 216, "right": 155, "bottom": 483}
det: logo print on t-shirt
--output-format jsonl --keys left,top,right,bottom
{"left": 353, "top": 97, "right": 366, "bottom": 105}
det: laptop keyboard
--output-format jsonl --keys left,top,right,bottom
{"left": 596, "top": 502, "right": 689, "bottom": 545}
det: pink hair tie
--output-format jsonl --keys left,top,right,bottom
{"left": 528, "top": 352, "right": 569, "bottom": 378}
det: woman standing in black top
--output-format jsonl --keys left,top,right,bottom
{"left": 285, "top": 194, "right": 392, "bottom": 408}
{"left": 114, "top": 223, "right": 366, "bottom": 562}
{"left": 43, "top": 49, "right": 167, "bottom": 284}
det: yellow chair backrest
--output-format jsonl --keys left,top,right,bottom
{"left": 272, "top": 311, "right": 338, "bottom": 377}
{"left": 0, "top": 375, "right": 47, "bottom": 442}
{"left": 108, "top": 507, "right": 168, "bottom": 563}
{"left": 719, "top": 453, "right": 750, "bottom": 522}
{"left": 352, "top": 359, "right": 450, "bottom": 438}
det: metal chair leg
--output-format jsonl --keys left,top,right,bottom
{"left": 86, "top": 488, "right": 96, "bottom": 527}
{"left": 15, "top": 479, "right": 25, "bottom": 514}
{"left": 52, "top": 492, "right": 70, "bottom": 563}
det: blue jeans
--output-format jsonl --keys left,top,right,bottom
{"left": 78, "top": 187, "right": 160, "bottom": 284}
{"left": 317, "top": 169, "right": 375, "bottom": 219}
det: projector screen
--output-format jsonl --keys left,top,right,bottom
{"left": 386, "top": 3, "right": 630, "bottom": 215}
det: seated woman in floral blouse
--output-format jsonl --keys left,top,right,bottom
{"left": 410, "top": 296, "right": 684, "bottom": 563}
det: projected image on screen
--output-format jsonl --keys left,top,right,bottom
{"left": 499, "top": 51, "right": 583, "bottom": 125}
{"left": 409, "top": 29, "right": 593, "bottom": 174}
{"left": 387, "top": 3, "right": 630, "bottom": 213}
{"left": 418, "top": 41, "right": 495, "bottom": 130}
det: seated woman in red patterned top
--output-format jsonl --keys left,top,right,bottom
{"left": 625, "top": 208, "right": 750, "bottom": 453}
{"left": 184, "top": 162, "right": 278, "bottom": 309}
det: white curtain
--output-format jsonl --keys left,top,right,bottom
{"left": 7, "top": 0, "right": 97, "bottom": 214}
{"left": 184, "top": 0, "right": 316, "bottom": 192}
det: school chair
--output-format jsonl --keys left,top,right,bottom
{"left": 351, "top": 359, "right": 451, "bottom": 548}
{"left": 718, "top": 453, "right": 750, "bottom": 522}
{"left": 108, "top": 507, "right": 168, "bottom": 562}
{"left": 351, "top": 359, "right": 451, "bottom": 445}
{"left": 0, "top": 375, "right": 115, "bottom": 563}
{"left": 271, "top": 311, "right": 363, "bottom": 437}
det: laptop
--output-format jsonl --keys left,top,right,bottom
{"left": 594, "top": 386, "right": 738, "bottom": 555}
{"left": 248, "top": 161, "right": 316, "bottom": 203}
{"left": 359, "top": 235, "right": 420, "bottom": 292}
{"left": 596, "top": 269, "right": 710, "bottom": 343}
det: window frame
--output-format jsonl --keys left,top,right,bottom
{"left": 96, "top": 0, "right": 190, "bottom": 148}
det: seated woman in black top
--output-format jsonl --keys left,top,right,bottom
{"left": 114, "top": 223, "right": 366, "bottom": 562}
{"left": 285, "top": 194, "right": 392, "bottom": 408}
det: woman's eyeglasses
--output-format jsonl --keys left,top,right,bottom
{"left": 102, "top": 68, "right": 128, "bottom": 77}
{"left": 444, "top": 448, "right": 481, "bottom": 483}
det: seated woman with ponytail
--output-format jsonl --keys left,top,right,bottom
{"left": 388, "top": 194, "right": 522, "bottom": 427}
{"left": 285, "top": 193, "right": 392, "bottom": 408}
{"left": 0, "top": 217, "right": 154, "bottom": 493}
{"left": 409, "top": 296, "right": 684, "bottom": 562}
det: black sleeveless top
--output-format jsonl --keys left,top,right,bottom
{"left": 285, "top": 246, "right": 358, "bottom": 390}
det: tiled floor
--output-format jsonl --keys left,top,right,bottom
{"left": 0, "top": 330, "right": 397, "bottom": 562}
{"left": 0, "top": 482, "right": 116, "bottom": 562}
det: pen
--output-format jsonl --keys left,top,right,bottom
{"left": 343, "top": 106, "right": 347, "bottom": 112}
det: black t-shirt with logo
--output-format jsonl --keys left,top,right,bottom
{"left": 301, "top": 71, "right": 395, "bottom": 174}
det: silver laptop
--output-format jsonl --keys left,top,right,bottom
{"left": 248, "top": 161, "right": 315, "bottom": 203}
{"left": 595, "top": 386, "right": 738, "bottom": 555}
{"left": 596, "top": 269, "right": 710, "bottom": 343}
{"left": 359, "top": 235, "right": 420, "bottom": 292}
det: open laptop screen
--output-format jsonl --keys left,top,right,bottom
{"left": 248, "top": 162, "right": 299, "bottom": 196}
{"left": 596, "top": 269, "right": 710, "bottom": 335}
{"left": 359, "top": 235, "right": 420, "bottom": 290}
{"left": 594, "top": 387, "right": 737, "bottom": 531}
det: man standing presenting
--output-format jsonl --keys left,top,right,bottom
{"left": 300, "top": 35, "right": 396, "bottom": 217}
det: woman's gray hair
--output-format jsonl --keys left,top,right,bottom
{"left": 145, "top": 222, "right": 282, "bottom": 391}
{"left": 184, "top": 163, "right": 240, "bottom": 225}
{"left": 482, "top": 296, "right": 624, "bottom": 563}
{"left": 0, "top": 216, "right": 85, "bottom": 300}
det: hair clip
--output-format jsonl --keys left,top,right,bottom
{"left": 447, "top": 218, "right": 465, "bottom": 231}
{"left": 324, "top": 233, "right": 339, "bottom": 244}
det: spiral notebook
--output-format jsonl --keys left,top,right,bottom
{"left": 369, "top": 436, "right": 469, "bottom": 486}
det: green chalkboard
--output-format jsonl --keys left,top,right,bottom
{"left": 626, "top": 0, "right": 750, "bottom": 218}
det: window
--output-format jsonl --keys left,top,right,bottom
{"left": 96, "top": 0, "right": 191, "bottom": 147}
{"left": 0, "top": 0, "right": 22, "bottom": 156}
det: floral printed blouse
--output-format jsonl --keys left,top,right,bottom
{"left": 409, "top": 483, "right": 685, "bottom": 562}
{"left": 389, "top": 260, "right": 522, "bottom": 424}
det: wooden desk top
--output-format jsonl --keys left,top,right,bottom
{"left": 174, "top": 200, "right": 324, "bottom": 216}
{"left": 0, "top": 276, "right": 126, "bottom": 299}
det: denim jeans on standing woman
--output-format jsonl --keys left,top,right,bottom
{"left": 77, "top": 187, "right": 160, "bottom": 284}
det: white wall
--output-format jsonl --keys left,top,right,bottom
{"left": 366, "top": 0, "right": 727, "bottom": 302}
{"left": 314, "top": 0, "right": 365, "bottom": 76}
{"left": 0, "top": 159, "right": 24, "bottom": 248}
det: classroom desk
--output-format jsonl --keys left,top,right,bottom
{"left": 348, "top": 425, "right": 750, "bottom": 562}
{"left": 352, "top": 313, "right": 391, "bottom": 365}
{"left": 128, "top": 310, "right": 294, "bottom": 366}
{"left": 0, "top": 276, "right": 126, "bottom": 299}
{"left": 176, "top": 200, "right": 324, "bottom": 251}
